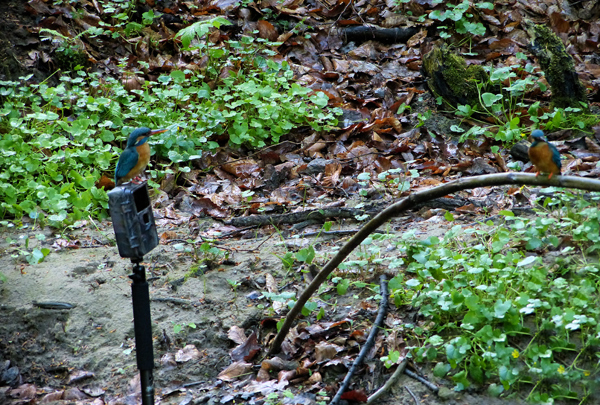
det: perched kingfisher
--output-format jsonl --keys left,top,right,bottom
{"left": 528, "top": 129, "right": 561, "bottom": 179}
{"left": 114, "top": 127, "right": 167, "bottom": 186}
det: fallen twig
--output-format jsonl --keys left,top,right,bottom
{"left": 404, "top": 369, "right": 439, "bottom": 392}
{"left": 214, "top": 225, "right": 258, "bottom": 239}
{"left": 253, "top": 230, "right": 278, "bottom": 250}
{"left": 289, "top": 229, "right": 359, "bottom": 238}
{"left": 151, "top": 297, "right": 197, "bottom": 306}
{"left": 331, "top": 275, "right": 388, "bottom": 405}
{"left": 224, "top": 206, "right": 380, "bottom": 227}
{"left": 366, "top": 358, "right": 408, "bottom": 404}
{"left": 226, "top": 195, "right": 481, "bottom": 228}
{"left": 268, "top": 173, "right": 600, "bottom": 354}
{"left": 404, "top": 386, "right": 419, "bottom": 404}
{"left": 342, "top": 25, "right": 420, "bottom": 44}
{"left": 182, "top": 380, "right": 206, "bottom": 388}
{"left": 32, "top": 301, "right": 76, "bottom": 310}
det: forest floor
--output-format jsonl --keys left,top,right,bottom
{"left": 0, "top": 209, "right": 528, "bottom": 405}
{"left": 2, "top": 0, "right": 600, "bottom": 404}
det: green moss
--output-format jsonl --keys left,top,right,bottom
{"left": 55, "top": 44, "right": 88, "bottom": 71}
{"left": 529, "top": 25, "right": 587, "bottom": 109}
{"left": 184, "top": 264, "right": 203, "bottom": 281}
{"left": 575, "top": 113, "right": 600, "bottom": 128}
{"left": 544, "top": 110, "right": 600, "bottom": 132}
{"left": 423, "top": 45, "right": 489, "bottom": 107}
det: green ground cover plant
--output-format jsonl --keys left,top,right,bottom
{"left": 0, "top": 18, "right": 340, "bottom": 224}
{"left": 412, "top": 2, "right": 599, "bottom": 144}
{"left": 452, "top": 58, "right": 597, "bottom": 144}
{"left": 372, "top": 194, "right": 600, "bottom": 403}
{"left": 306, "top": 192, "right": 600, "bottom": 403}
{"left": 396, "top": 0, "right": 492, "bottom": 38}
{"left": 428, "top": 0, "right": 492, "bottom": 39}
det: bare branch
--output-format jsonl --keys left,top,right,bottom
{"left": 268, "top": 173, "right": 600, "bottom": 354}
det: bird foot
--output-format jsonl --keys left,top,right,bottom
{"left": 535, "top": 172, "right": 540, "bottom": 177}
{"left": 548, "top": 173, "right": 554, "bottom": 180}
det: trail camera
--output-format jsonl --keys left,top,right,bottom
{"left": 108, "top": 181, "right": 158, "bottom": 404}
{"left": 108, "top": 182, "right": 158, "bottom": 259}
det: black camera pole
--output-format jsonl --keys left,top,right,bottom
{"left": 108, "top": 182, "right": 159, "bottom": 403}
{"left": 130, "top": 257, "right": 154, "bottom": 405}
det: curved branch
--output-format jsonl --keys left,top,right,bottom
{"left": 268, "top": 173, "right": 600, "bottom": 355}
{"left": 331, "top": 275, "right": 388, "bottom": 405}
{"left": 367, "top": 358, "right": 409, "bottom": 404}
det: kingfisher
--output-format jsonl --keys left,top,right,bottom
{"left": 114, "top": 127, "right": 167, "bottom": 186}
{"left": 528, "top": 129, "right": 561, "bottom": 179}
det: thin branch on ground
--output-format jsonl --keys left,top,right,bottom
{"left": 404, "top": 386, "right": 419, "bottom": 404}
{"left": 151, "top": 297, "right": 197, "bottom": 306}
{"left": 366, "top": 358, "right": 409, "bottom": 404}
{"left": 214, "top": 225, "right": 258, "bottom": 239}
{"left": 404, "top": 369, "right": 438, "bottom": 392}
{"left": 290, "top": 229, "right": 359, "bottom": 238}
{"left": 224, "top": 205, "right": 380, "bottom": 227}
{"left": 213, "top": 140, "right": 301, "bottom": 167}
{"left": 268, "top": 173, "right": 600, "bottom": 354}
{"left": 253, "top": 230, "right": 277, "bottom": 250}
{"left": 331, "top": 275, "right": 388, "bottom": 405}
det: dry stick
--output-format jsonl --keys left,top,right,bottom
{"left": 292, "top": 229, "right": 359, "bottom": 238}
{"left": 367, "top": 358, "right": 409, "bottom": 404}
{"left": 331, "top": 275, "right": 389, "bottom": 405}
{"left": 404, "top": 386, "right": 419, "bottom": 405}
{"left": 268, "top": 173, "right": 600, "bottom": 355}
{"left": 404, "top": 369, "right": 439, "bottom": 392}
{"left": 151, "top": 297, "right": 196, "bottom": 306}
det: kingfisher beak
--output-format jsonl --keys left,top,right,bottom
{"left": 149, "top": 129, "right": 168, "bottom": 135}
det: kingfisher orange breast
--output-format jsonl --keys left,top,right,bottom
{"left": 528, "top": 142, "right": 561, "bottom": 175}
{"left": 129, "top": 142, "right": 150, "bottom": 177}
{"left": 119, "top": 142, "right": 151, "bottom": 184}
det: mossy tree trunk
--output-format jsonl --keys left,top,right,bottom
{"left": 422, "top": 44, "right": 492, "bottom": 108}
{"left": 527, "top": 24, "right": 588, "bottom": 110}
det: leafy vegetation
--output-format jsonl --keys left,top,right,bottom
{"left": 411, "top": 2, "right": 598, "bottom": 144}
{"left": 271, "top": 221, "right": 336, "bottom": 322}
{"left": 177, "top": 240, "right": 229, "bottom": 281}
{"left": 3, "top": 2, "right": 599, "bottom": 403}
{"left": 5, "top": 233, "right": 50, "bottom": 265}
{"left": 328, "top": 193, "right": 600, "bottom": 403}
{"left": 396, "top": 0, "right": 492, "bottom": 38}
{"left": 172, "top": 321, "right": 197, "bottom": 334}
{"left": 0, "top": 17, "right": 340, "bottom": 224}
{"left": 428, "top": 0, "right": 492, "bottom": 39}
{"left": 451, "top": 57, "right": 597, "bottom": 144}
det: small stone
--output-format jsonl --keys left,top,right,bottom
{"left": 246, "top": 291, "right": 261, "bottom": 300}
{"left": 437, "top": 386, "right": 459, "bottom": 400}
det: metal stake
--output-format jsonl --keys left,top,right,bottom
{"left": 129, "top": 258, "right": 154, "bottom": 405}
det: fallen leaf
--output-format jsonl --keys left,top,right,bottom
{"left": 314, "top": 342, "right": 343, "bottom": 362}
{"left": 230, "top": 331, "right": 261, "bottom": 362}
{"left": 257, "top": 20, "right": 278, "bottom": 41}
{"left": 8, "top": 384, "right": 36, "bottom": 400}
{"left": 341, "top": 390, "right": 368, "bottom": 402}
{"left": 160, "top": 231, "right": 178, "bottom": 241}
{"left": 222, "top": 159, "right": 260, "bottom": 178}
{"left": 67, "top": 370, "right": 95, "bottom": 384}
{"left": 228, "top": 325, "right": 248, "bottom": 345}
{"left": 40, "top": 390, "right": 64, "bottom": 403}
{"left": 175, "top": 344, "right": 201, "bottom": 363}
{"left": 217, "top": 361, "right": 253, "bottom": 382}
{"left": 63, "top": 387, "right": 89, "bottom": 400}
{"left": 266, "top": 273, "right": 278, "bottom": 293}
{"left": 82, "top": 385, "right": 106, "bottom": 397}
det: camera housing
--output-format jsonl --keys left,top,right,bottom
{"left": 108, "top": 182, "right": 158, "bottom": 259}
